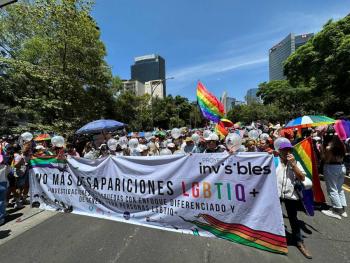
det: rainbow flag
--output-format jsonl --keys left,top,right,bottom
{"left": 220, "top": 118, "right": 234, "bottom": 127}
{"left": 197, "top": 82, "right": 225, "bottom": 123}
{"left": 334, "top": 119, "right": 350, "bottom": 140}
{"left": 215, "top": 122, "right": 228, "bottom": 139}
{"left": 293, "top": 137, "right": 326, "bottom": 204}
{"left": 182, "top": 214, "right": 287, "bottom": 254}
{"left": 296, "top": 127, "right": 302, "bottom": 139}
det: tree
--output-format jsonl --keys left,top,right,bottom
{"left": 227, "top": 103, "right": 289, "bottom": 124}
{"left": 284, "top": 15, "right": 350, "bottom": 115}
{"left": 0, "top": 0, "right": 114, "bottom": 134}
{"left": 257, "top": 80, "right": 317, "bottom": 117}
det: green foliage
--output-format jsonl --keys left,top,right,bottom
{"left": 284, "top": 15, "right": 350, "bottom": 115}
{"left": 257, "top": 80, "right": 318, "bottom": 117}
{"left": 257, "top": 15, "right": 350, "bottom": 118}
{"left": 227, "top": 103, "right": 289, "bottom": 124}
{"left": 0, "top": 0, "right": 113, "bottom": 134}
{"left": 151, "top": 95, "right": 205, "bottom": 130}
{"left": 0, "top": 0, "right": 203, "bottom": 134}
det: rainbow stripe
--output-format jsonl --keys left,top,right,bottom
{"left": 182, "top": 214, "right": 287, "bottom": 254}
{"left": 197, "top": 82, "right": 225, "bottom": 123}
{"left": 286, "top": 115, "right": 335, "bottom": 128}
{"left": 220, "top": 118, "right": 234, "bottom": 127}
{"left": 293, "top": 137, "right": 325, "bottom": 204}
{"left": 29, "top": 156, "right": 67, "bottom": 170}
{"left": 215, "top": 122, "right": 228, "bottom": 140}
{"left": 334, "top": 119, "right": 350, "bottom": 140}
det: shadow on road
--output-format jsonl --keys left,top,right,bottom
{"left": 5, "top": 213, "right": 23, "bottom": 224}
{"left": 0, "top": 230, "right": 11, "bottom": 239}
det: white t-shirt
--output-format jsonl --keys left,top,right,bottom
{"left": 276, "top": 161, "right": 306, "bottom": 200}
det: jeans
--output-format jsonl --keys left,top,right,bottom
{"left": 0, "top": 182, "right": 7, "bottom": 221}
{"left": 283, "top": 199, "right": 303, "bottom": 244}
{"left": 323, "top": 164, "right": 347, "bottom": 209}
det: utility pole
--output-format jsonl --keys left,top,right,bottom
{"left": 150, "top": 77, "right": 174, "bottom": 129}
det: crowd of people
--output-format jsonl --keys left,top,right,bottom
{"left": 0, "top": 121, "right": 349, "bottom": 259}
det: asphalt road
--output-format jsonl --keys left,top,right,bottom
{"left": 0, "top": 187, "right": 350, "bottom": 263}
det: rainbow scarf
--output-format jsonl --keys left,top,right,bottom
{"left": 182, "top": 214, "right": 287, "bottom": 254}
{"left": 29, "top": 156, "right": 67, "bottom": 171}
{"left": 197, "top": 82, "right": 225, "bottom": 123}
{"left": 293, "top": 137, "right": 326, "bottom": 205}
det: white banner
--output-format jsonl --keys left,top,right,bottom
{"left": 29, "top": 153, "right": 287, "bottom": 254}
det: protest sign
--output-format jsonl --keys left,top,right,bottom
{"left": 29, "top": 153, "right": 287, "bottom": 254}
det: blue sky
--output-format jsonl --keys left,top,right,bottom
{"left": 92, "top": 0, "right": 350, "bottom": 101}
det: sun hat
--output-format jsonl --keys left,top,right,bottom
{"left": 185, "top": 137, "right": 193, "bottom": 142}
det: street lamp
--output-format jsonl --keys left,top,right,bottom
{"left": 0, "top": 0, "right": 17, "bottom": 8}
{"left": 150, "top": 77, "right": 174, "bottom": 129}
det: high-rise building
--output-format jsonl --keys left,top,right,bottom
{"left": 131, "top": 54, "right": 166, "bottom": 95}
{"left": 245, "top": 88, "right": 261, "bottom": 105}
{"left": 269, "top": 33, "right": 313, "bottom": 81}
{"left": 122, "top": 80, "right": 145, "bottom": 96}
{"left": 220, "top": 91, "right": 236, "bottom": 113}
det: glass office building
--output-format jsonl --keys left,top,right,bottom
{"left": 269, "top": 33, "right": 313, "bottom": 81}
{"left": 131, "top": 54, "right": 166, "bottom": 95}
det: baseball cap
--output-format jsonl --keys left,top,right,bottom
{"left": 279, "top": 141, "right": 293, "bottom": 150}
{"left": 35, "top": 145, "right": 45, "bottom": 150}
{"left": 205, "top": 133, "right": 219, "bottom": 141}
{"left": 167, "top": 143, "right": 176, "bottom": 148}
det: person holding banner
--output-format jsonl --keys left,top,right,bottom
{"left": 276, "top": 140, "right": 312, "bottom": 259}
{"left": 204, "top": 134, "right": 226, "bottom": 153}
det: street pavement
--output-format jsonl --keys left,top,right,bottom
{"left": 0, "top": 184, "right": 350, "bottom": 263}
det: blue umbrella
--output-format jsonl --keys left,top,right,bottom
{"left": 76, "top": 119, "right": 125, "bottom": 134}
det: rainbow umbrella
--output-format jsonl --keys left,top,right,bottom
{"left": 34, "top": 133, "right": 51, "bottom": 141}
{"left": 285, "top": 115, "right": 335, "bottom": 129}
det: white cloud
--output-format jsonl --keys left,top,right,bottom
{"left": 169, "top": 56, "right": 267, "bottom": 83}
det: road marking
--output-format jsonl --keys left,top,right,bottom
{"left": 110, "top": 226, "right": 140, "bottom": 263}
{"left": 0, "top": 208, "right": 57, "bottom": 246}
{"left": 342, "top": 184, "right": 350, "bottom": 192}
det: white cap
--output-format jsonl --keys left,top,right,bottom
{"left": 35, "top": 145, "right": 45, "bottom": 150}
{"left": 138, "top": 144, "right": 149, "bottom": 152}
{"left": 167, "top": 143, "right": 176, "bottom": 148}
{"left": 205, "top": 133, "right": 219, "bottom": 141}
{"left": 21, "top": 132, "right": 33, "bottom": 142}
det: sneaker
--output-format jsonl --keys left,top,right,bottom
{"left": 14, "top": 201, "right": 24, "bottom": 209}
{"left": 322, "top": 209, "right": 342, "bottom": 220}
{"left": 297, "top": 242, "right": 312, "bottom": 259}
{"left": 341, "top": 211, "right": 348, "bottom": 218}
{"left": 22, "top": 199, "right": 30, "bottom": 205}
